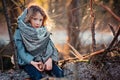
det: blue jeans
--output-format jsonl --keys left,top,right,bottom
{"left": 20, "top": 62, "right": 64, "bottom": 80}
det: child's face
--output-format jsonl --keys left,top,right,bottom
{"left": 30, "top": 12, "right": 43, "bottom": 28}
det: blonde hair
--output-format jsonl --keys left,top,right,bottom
{"left": 25, "top": 5, "right": 47, "bottom": 26}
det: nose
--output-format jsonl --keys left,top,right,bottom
{"left": 36, "top": 21, "right": 40, "bottom": 25}
{"left": 36, "top": 23, "right": 39, "bottom": 26}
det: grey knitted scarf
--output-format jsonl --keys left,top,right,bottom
{"left": 17, "top": 9, "right": 58, "bottom": 62}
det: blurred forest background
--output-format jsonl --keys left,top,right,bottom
{"left": 0, "top": 0, "right": 120, "bottom": 80}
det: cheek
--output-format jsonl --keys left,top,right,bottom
{"left": 31, "top": 22, "right": 34, "bottom": 26}
{"left": 41, "top": 21, "right": 44, "bottom": 25}
{"left": 31, "top": 22, "right": 36, "bottom": 27}
{"left": 41, "top": 21, "right": 43, "bottom": 24}
{"left": 31, "top": 20, "right": 36, "bottom": 24}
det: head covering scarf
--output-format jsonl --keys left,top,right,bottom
{"left": 17, "top": 8, "right": 58, "bottom": 62}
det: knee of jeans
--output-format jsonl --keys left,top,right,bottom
{"left": 60, "top": 70, "right": 64, "bottom": 77}
{"left": 33, "top": 73, "right": 42, "bottom": 80}
{"left": 57, "top": 70, "right": 64, "bottom": 77}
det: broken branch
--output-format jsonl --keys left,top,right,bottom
{"left": 67, "top": 43, "right": 83, "bottom": 59}
{"left": 83, "top": 49, "right": 105, "bottom": 59}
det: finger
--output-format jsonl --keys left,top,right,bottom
{"left": 36, "top": 66, "right": 43, "bottom": 72}
{"left": 38, "top": 64, "right": 45, "bottom": 71}
{"left": 38, "top": 61, "right": 43, "bottom": 64}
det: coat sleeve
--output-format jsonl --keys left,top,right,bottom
{"left": 14, "top": 29, "right": 34, "bottom": 64}
{"left": 50, "top": 40, "right": 59, "bottom": 62}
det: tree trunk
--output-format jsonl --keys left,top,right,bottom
{"left": 67, "top": 0, "right": 81, "bottom": 51}
{"left": 67, "top": 0, "right": 82, "bottom": 80}
{"left": 1, "top": 0, "right": 22, "bottom": 69}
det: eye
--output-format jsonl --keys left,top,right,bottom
{"left": 33, "top": 18, "right": 37, "bottom": 20}
{"left": 40, "top": 19, "right": 43, "bottom": 21}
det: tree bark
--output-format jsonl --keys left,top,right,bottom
{"left": 67, "top": 0, "right": 81, "bottom": 51}
{"left": 90, "top": 0, "right": 96, "bottom": 52}
{"left": 2, "top": 0, "right": 19, "bottom": 69}
{"left": 67, "top": 0, "right": 83, "bottom": 80}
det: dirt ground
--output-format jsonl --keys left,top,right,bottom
{"left": 0, "top": 55, "right": 120, "bottom": 80}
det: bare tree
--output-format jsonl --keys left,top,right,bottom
{"left": 1, "top": 0, "right": 19, "bottom": 69}
{"left": 67, "top": 0, "right": 81, "bottom": 51}
{"left": 1, "top": 0, "right": 29, "bottom": 70}
{"left": 67, "top": 0, "right": 83, "bottom": 80}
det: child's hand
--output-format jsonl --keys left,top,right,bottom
{"left": 30, "top": 61, "right": 44, "bottom": 71}
{"left": 44, "top": 58, "right": 52, "bottom": 70}
{"left": 38, "top": 62, "right": 45, "bottom": 71}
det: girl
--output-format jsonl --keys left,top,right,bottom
{"left": 14, "top": 5, "right": 64, "bottom": 80}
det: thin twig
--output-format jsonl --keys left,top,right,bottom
{"left": 107, "top": 27, "right": 120, "bottom": 50}
{"left": 108, "top": 24, "right": 118, "bottom": 45}
{"left": 67, "top": 43, "right": 83, "bottom": 59}
{"left": 58, "top": 57, "right": 78, "bottom": 64}
{"left": 51, "top": 3, "right": 88, "bottom": 18}
{"left": 83, "top": 27, "right": 120, "bottom": 59}
{"left": 108, "top": 24, "right": 116, "bottom": 36}
{"left": 83, "top": 49, "right": 105, "bottom": 59}
{"left": 90, "top": 0, "right": 96, "bottom": 52}
{"left": 98, "top": 3, "right": 120, "bottom": 22}
{"left": 11, "top": 0, "right": 21, "bottom": 7}
{"left": 70, "top": 50, "right": 81, "bottom": 59}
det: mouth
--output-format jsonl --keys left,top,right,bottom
{"left": 35, "top": 26, "right": 39, "bottom": 28}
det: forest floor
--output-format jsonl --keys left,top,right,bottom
{"left": 0, "top": 55, "right": 120, "bottom": 80}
